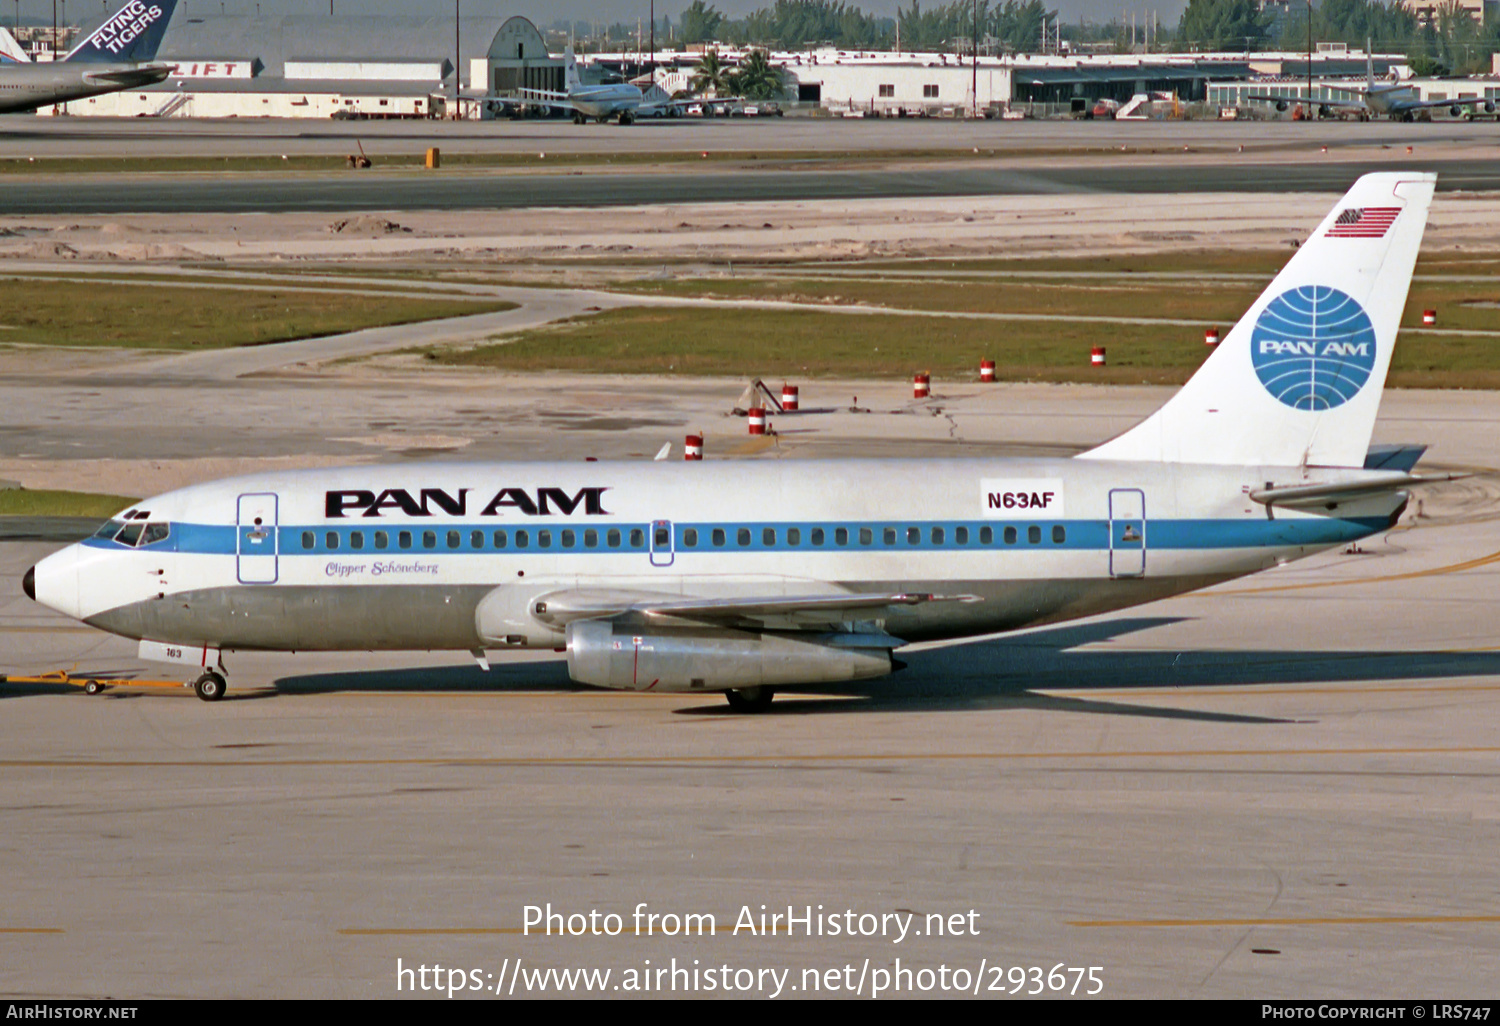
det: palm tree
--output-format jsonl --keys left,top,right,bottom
{"left": 732, "top": 48, "right": 785, "bottom": 100}
{"left": 690, "top": 49, "right": 733, "bottom": 97}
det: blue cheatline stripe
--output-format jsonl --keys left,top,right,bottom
{"left": 79, "top": 516, "right": 1390, "bottom": 557}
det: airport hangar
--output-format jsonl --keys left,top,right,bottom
{"left": 36, "top": 13, "right": 1475, "bottom": 121}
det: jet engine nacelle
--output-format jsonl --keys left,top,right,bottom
{"left": 1275, "top": 99, "right": 1289, "bottom": 112}
{"left": 1451, "top": 104, "right": 1463, "bottom": 117}
{"left": 1486, "top": 100, "right": 1496, "bottom": 114}
{"left": 565, "top": 619, "right": 895, "bottom": 692}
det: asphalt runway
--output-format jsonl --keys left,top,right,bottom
{"left": 2, "top": 379, "right": 1500, "bottom": 997}
{"left": 3, "top": 159, "right": 1499, "bottom": 215}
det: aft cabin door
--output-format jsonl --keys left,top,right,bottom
{"left": 649, "top": 519, "right": 674, "bottom": 567}
{"left": 236, "top": 492, "right": 279, "bottom": 585}
{"left": 1108, "top": 488, "right": 1146, "bottom": 579}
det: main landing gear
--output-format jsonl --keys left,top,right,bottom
{"left": 193, "top": 670, "right": 228, "bottom": 702}
{"left": 724, "top": 686, "right": 775, "bottom": 713}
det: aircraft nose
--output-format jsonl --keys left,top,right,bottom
{"left": 22, "top": 566, "right": 35, "bottom": 601}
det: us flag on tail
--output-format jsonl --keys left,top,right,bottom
{"left": 1326, "top": 206, "right": 1401, "bottom": 238}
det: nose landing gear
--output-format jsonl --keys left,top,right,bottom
{"left": 193, "top": 670, "right": 228, "bottom": 702}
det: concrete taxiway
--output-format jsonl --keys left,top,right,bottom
{"left": 2, "top": 378, "right": 1499, "bottom": 998}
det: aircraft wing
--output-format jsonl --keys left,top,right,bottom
{"left": 512, "top": 87, "right": 576, "bottom": 111}
{"left": 530, "top": 588, "right": 976, "bottom": 631}
{"left": 1245, "top": 93, "right": 1367, "bottom": 110}
{"left": 1393, "top": 95, "right": 1496, "bottom": 112}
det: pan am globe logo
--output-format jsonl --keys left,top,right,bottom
{"left": 1250, "top": 286, "right": 1378, "bottom": 411}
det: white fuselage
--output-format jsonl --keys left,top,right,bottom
{"left": 30, "top": 456, "right": 1402, "bottom": 663}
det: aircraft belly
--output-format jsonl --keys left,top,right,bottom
{"left": 87, "top": 584, "right": 492, "bottom": 651}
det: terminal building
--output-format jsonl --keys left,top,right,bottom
{"left": 31, "top": 13, "right": 1500, "bottom": 120}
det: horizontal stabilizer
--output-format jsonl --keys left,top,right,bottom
{"left": 1250, "top": 472, "right": 1466, "bottom": 510}
{"left": 1364, "top": 443, "right": 1428, "bottom": 472}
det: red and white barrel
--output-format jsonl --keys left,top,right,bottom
{"left": 1422, "top": 309, "right": 1437, "bottom": 326}
{"left": 747, "top": 408, "right": 767, "bottom": 435}
{"left": 979, "top": 359, "right": 996, "bottom": 383}
{"left": 913, "top": 373, "right": 931, "bottom": 399}
{"left": 781, "top": 383, "right": 799, "bottom": 411}
{"left": 1091, "top": 347, "right": 1106, "bottom": 366}
{"left": 684, "top": 434, "right": 703, "bottom": 460}
{"left": 1205, "top": 327, "right": 1220, "bottom": 347}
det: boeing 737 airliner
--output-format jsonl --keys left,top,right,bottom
{"left": 24, "top": 173, "right": 1444, "bottom": 710}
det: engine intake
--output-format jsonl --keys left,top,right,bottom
{"left": 566, "top": 620, "right": 895, "bottom": 692}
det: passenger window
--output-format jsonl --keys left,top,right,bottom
{"left": 737, "top": 528, "right": 751, "bottom": 546}
{"left": 447, "top": 530, "right": 460, "bottom": 549}
{"left": 515, "top": 530, "right": 529, "bottom": 548}
{"left": 683, "top": 528, "right": 697, "bottom": 547}
{"left": 955, "top": 526, "right": 969, "bottom": 545}
{"left": 350, "top": 531, "right": 365, "bottom": 550}
{"left": 1028, "top": 526, "right": 1041, "bottom": 544}
{"left": 787, "top": 527, "right": 800, "bottom": 545}
{"left": 931, "top": 526, "right": 944, "bottom": 545}
{"left": 811, "top": 527, "right": 825, "bottom": 546}
{"left": 538, "top": 530, "right": 552, "bottom": 548}
{"left": 302, "top": 531, "right": 315, "bottom": 550}
{"left": 883, "top": 527, "right": 896, "bottom": 545}
{"left": 907, "top": 527, "right": 920, "bottom": 544}
{"left": 980, "top": 526, "right": 994, "bottom": 545}
{"left": 629, "top": 528, "right": 645, "bottom": 548}
{"left": 835, "top": 527, "right": 848, "bottom": 546}
{"left": 584, "top": 529, "right": 598, "bottom": 548}
{"left": 561, "top": 529, "right": 576, "bottom": 548}
{"left": 1052, "top": 525, "right": 1066, "bottom": 544}
{"left": 375, "top": 531, "right": 389, "bottom": 550}
{"left": 712, "top": 528, "right": 726, "bottom": 547}
{"left": 606, "top": 529, "right": 620, "bottom": 548}
{"left": 1003, "top": 526, "right": 1016, "bottom": 544}
{"left": 471, "top": 530, "right": 484, "bottom": 549}
{"left": 493, "top": 530, "right": 508, "bottom": 548}
{"left": 422, "top": 531, "right": 436, "bottom": 549}
{"left": 116, "top": 522, "right": 145, "bottom": 546}
{"left": 141, "top": 523, "right": 170, "bottom": 546}
{"left": 762, "top": 527, "right": 776, "bottom": 546}
{"left": 399, "top": 530, "right": 412, "bottom": 550}
{"left": 859, "top": 528, "right": 873, "bottom": 546}
{"left": 325, "top": 531, "right": 339, "bottom": 551}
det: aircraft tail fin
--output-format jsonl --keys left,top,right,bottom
{"left": 1079, "top": 172, "right": 1435, "bottom": 469}
{"left": 1367, "top": 37, "right": 1375, "bottom": 87}
{"left": 0, "top": 26, "right": 30, "bottom": 63}
{"left": 65, "top": 0, "right": 177, "bottom": 63}
{"left": 564, "top": 45, "right": 582, "bottom": 92}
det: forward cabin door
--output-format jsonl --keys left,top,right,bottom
{"left": 236, "top": 492, "right": 279, "bottom": 584}
{"left": 1108, "top": 488, "right": 1146, "bottom": 578}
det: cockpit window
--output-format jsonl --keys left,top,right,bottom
{"left": 104, "top": 521, "right": 170, "bottom": 547}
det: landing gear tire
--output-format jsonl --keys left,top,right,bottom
{"left": 193, "top": 671, "right": 227, "bottom": 702}
{"left": 619, "top": 111, "right": 634, "bottom": 125}
{"left": 724, "top": 686, "right": 775, "bottom": 713}
{"left": 572, "top": 111, "right": 585, "bottom": 124}
{"left": 84, "top": 680, "right": 104, "bottom": 695}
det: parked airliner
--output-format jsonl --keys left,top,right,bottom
{"left": 25, "top": 173, "right": 1445, "bottom": 710}
{"left": 0, "top": 0, "right": 178, "bottom": 115}
{"left": 1248, "top": 49, "right": 1496, "bottom": 121}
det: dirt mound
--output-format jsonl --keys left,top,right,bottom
{"left": 328, "top": 215, "right": 412, "bottom": 236}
